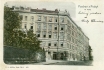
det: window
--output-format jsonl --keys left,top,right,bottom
{"left": 54, "top": 43, "right": 57, "bottom": 46}
{"left": 48, "top": 52, "right": 50, "bottom": 54}
{"left": 37, "top": 23, "right": 41, "bottom": 30}
{"left": 60, "top": 25, "right": 64, "bottom": 30}
{"left": 38, "top": 16, "right": 41, "bottom": 21}
{"left": 60, "top": 32, "right": 64, "bottom": 39}
{"left": 54, "top": 32, "right": 57, "bottom": 38}
{"left": 72, "top": 31, "right": 74, "bottom": 36}
{"left": 61, "top": 28, "right": 63, "bottom": 30}
{"left": 49, "top": 17, "right": 52, "bottom": 22}
{"left": 30, "top": 24, "right": 33, "bottom": 29}
{"left": 54, "top": 24, "right": 57, "bottom": 30}
{"left": 37, "top": 31, "right": 40, "bottom": 37}
{"left": 67, "top": 43, "right": 69, "bottom": 48}
{"left": 48, "top": 32, "right": 52, "bottom": 38}
{"left": 44, "top": 17, "right": 47, "bottom": 22}
{"left": 61, "top": 44, "right": 63, "bottom": 46}
{"left": 67, "top": 26, "right": 70, "bottom": 32}
{"left": 43, "top": 35, "right": 46, "bottom": 38}
{"left": 37, "top": 34, "right": 40, "bottom": 37}
{"left": 70, "top": 45, "right": 71, "bottom": 49}
{"left": 24, "top": 24, "right": 27, "bottom": 29}
{"left": 31, "top": 16, "right": 34, "bottom": 21}
{"left": 42, "top": 42, "right": 46, "bottom": 46}
{"left": 60, "top": 42, "right": 63, "bottom": 47}
{"left": 43, "top": 31, "right": 46, "bottom": 38}
{"left": 67, "top": 20, "right": 69, "bottom": 24}
{"left": 55, "top": 27, "right": 57, "bottom": 30}
{"left": 48, "top": 24, "right": 52, "bottom": 30}
{"left": 49, "top": 35, "right": 51, "bottom": 38}
{"left": 72, "top": 45, "right": 74, "bottom": 50}
{"left": 43, "top": 24, "right": 47, "bottom": 30}
{"left": 30, "top": 26, "right": 33, "bottom": 29}
{"left": 61, "top": 18, "right": 64, "bottom": 22}
{"left": 72, "top": 38, "right": 74, "bottom": 43}
{"left": 25, "top": 16, "right": 27, "bottom": 20}
{"left": 75, "top": 40, "right": 77, "bottom": 44}
{"left": 55, "top": 18, "right": 58, "bottom": 22}
{"left": 48, "top": 43, "right": 51, "bottom": 46}
{"left": 72, "top": 25, "right": 74, "bottom": 29}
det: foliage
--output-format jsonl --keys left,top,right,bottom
{"left": 89, "top": 46, "right": 93, "bottom": 60}
{"left": 4, "top": 6, "right": 21, "bottom": 46}
{"left": 4, "top": 6, "right": 43, "bottom": 52}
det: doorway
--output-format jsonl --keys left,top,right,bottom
{"left": 53, "top": 52, "right": 57, "bottom": 60}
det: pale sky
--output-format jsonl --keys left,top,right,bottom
{"left": 4, "top": 1, "right": 104, "bottom": 66}
{"left": 6, "top": 1, "right": 76, "bottom": 18}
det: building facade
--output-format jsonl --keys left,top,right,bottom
{"left": 12, "top": 6, "right": 89, "bottom": 61}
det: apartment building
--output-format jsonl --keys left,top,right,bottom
{"left": 11, "top": 6, "right": 89, "bottom": 61}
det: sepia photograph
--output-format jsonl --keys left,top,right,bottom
{"left": 3, "top": 1, "right": 93, "bottom": 66}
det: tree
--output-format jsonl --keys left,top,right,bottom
{"left": 4, "top": 6, "right": 45, "bottom": 63}
{"left": 89, "top": 46, "right": 93, "bottom": 60}
{"left": 4, "top": 6, "right": 21, "bottom": 46}
{"left": 4, "top": 6, "right": 42, "bottom": 52}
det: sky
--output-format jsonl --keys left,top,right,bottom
{"left": 4, "top": 1, "right": 104, "bottom": 66}
{"left": 5, "top": 1, "right": 76, "bottom": 18}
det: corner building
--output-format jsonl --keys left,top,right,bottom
{"left": 12, "top": 6, "right": 89, "bottom": 61}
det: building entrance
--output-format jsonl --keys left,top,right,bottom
{"left": 60, "top": 53, "right": 64, "bottom": 60}
{"left": 53, "top": 52, "right": 57, "bottom": 60}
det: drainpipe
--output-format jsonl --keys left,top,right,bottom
{"left": 57, "top": 11, "right": 60, "bottom": 60}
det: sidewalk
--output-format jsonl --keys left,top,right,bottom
{"left": 31, "top": 60, "right": 93, "bottom": 65}
{"left": 33, "top": 60, "right": 67, "bottom": 65}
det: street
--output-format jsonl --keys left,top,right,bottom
{"left": 44, "top": 61, "right": 93, "bottom": 66}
